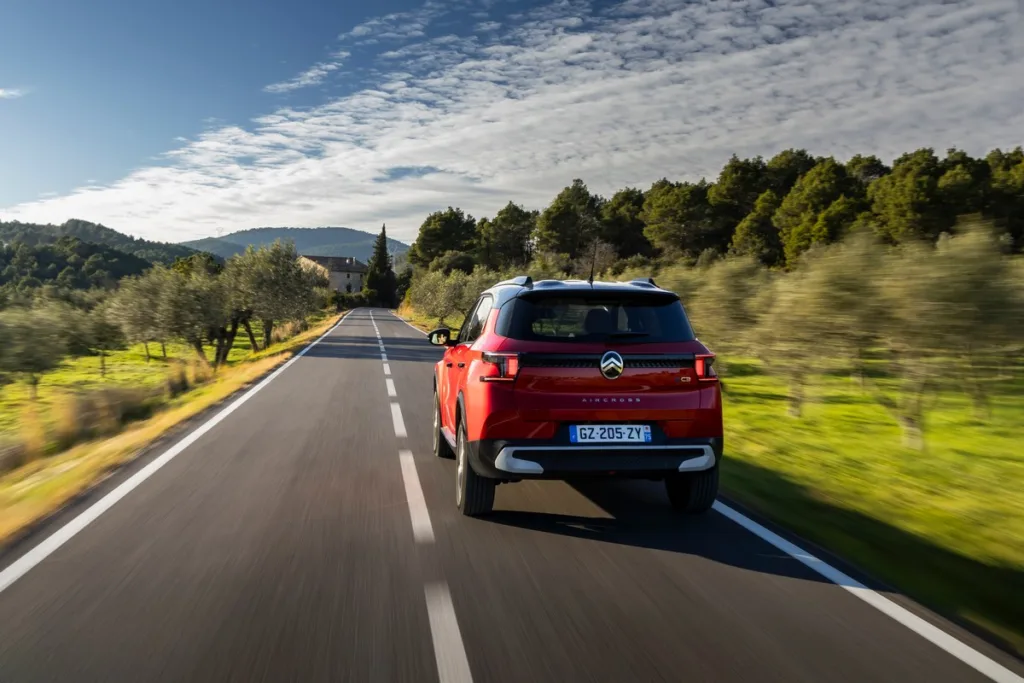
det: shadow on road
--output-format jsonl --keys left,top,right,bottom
{"left": 488, "top": 459, "right": 1024, "bottom": 660}
{"left": 305, "top": 334, "right": 442, "bottom": 364}
{"left": 487, "top": 477, "right": 836, "bottom": 586}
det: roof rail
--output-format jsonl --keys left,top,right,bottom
{"left": 498, "top": 275, "right": 533, "bottom": 289}
{"left": 630, "top": 277, "right": 658, "bottom": 288}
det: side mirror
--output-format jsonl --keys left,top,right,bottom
{"left": 428, "top": 327, "right": 454, "bottom": 346}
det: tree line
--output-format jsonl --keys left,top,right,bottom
{"left": 403, "top": 146, "right": 1024, "bottom": 451}
{"left": 0, "top": 240, "right": 329, "bottom": 398}
{"left": 406, "top": 146, "right": 1024, "bottom": 275}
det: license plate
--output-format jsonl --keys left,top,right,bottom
{"left": 570, "top": 425, "right": 652, "bottom": 443}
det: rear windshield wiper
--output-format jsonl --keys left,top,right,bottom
{"left": 607, "top": 332, "right": 649, "bottom": 339}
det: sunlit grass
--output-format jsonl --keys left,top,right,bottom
{"left": 0, "top": 313, "right": 331, "bottom": 437}
{"left": 721, "top": 358, "right": 1024, "bottom": 653}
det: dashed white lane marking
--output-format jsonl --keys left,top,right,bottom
{"left": 0, "top": 312, "right": 352, "bottom": 596}
{"left": 386, "top": 378, "right": 397, "bottom": 398}
{"left": 425, "top": 582, "right": 474, "bottom": 683}
{"left": 399, "top": 450, "right": 434, "bottom": 543}
{"left": 713, "top": 502, "right": 1023, "bottom": 683}
{"left": 390, "top": 402, "right": 407, "bottom": 438}
{"left": 381, "top": 353, "right": 389, "bottom": 362}
{"left": 383, "top": 363, "right": 391, "bottom": 376}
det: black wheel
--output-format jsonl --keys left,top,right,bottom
{"left": 666, "top": 465, "right": 719, "bottom": 514}
{"left": 433, "top": 389, "right": 454, "bottom": 459}
{"left": 456, "top": 419, "right": 494, "bottom": 517}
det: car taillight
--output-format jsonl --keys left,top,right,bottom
{"left": 695, "top": 354, "right": 717, "bottom": 382}
{"left": 480, "top": 352, "right": 520, "bottom": 382}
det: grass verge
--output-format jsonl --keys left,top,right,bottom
{"left": 721, "top": 359, "right": 1024, "bottom": 655}
{"left": 0, "top": 313, "right": 342, "bottom": 547}
{"left": 395, "top": 303, "right": 463, "bottom": 334}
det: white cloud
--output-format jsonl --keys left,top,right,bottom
{"left": 0, "top": 88, "right": 25, "bottom": 99}
{"left": 264, "top": 60, "right": 343, "bottom": 93}
{"left": 3, "top": 0, "right": 1022, "bottom": 245}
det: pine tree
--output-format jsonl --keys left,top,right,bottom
{"left": 364, "top": 224, "right": 398, "bottom": 307}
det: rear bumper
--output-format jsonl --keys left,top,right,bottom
{"left": 469, "top": 436, "right": 723, "bottom": 481}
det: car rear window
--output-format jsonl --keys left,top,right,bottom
{"left": 501, "top": 294, "right": 696, "bottom": 343}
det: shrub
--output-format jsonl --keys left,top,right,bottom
{"left": 271, "top": 319, "right": 310, "bottom": 344}
{"left": 188, "top": 360, "right": 214, "bottom": 387}
{"left": 53, "top": 388, "right": 160, "bottom": 448}
{"left": 19, "top": 404, "right": 48, "bottom": 462}
{"left": 0, "top": 440, "right": 26, "bottom": 474}
{"left": 167, "top": 361, "right": 190, "bottom": 397}
{"left": 53, "top": 393, "right": 89, "bottom": 449}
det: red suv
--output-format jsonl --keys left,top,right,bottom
{"left": 428, "top": 276, "right": 723, "bottom": 517}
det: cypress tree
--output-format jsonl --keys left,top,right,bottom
{"left": 364, "top": 224, "right": 398, "bottom": 307}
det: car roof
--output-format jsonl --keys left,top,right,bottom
{"left": 482, "top": 277, "right": 674, "bottom": 308}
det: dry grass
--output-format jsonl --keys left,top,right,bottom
{"left": 271, "top": 319, "right": 310, "bottom": 344}
{"left": 0, "top": 313, "right": 342, "bottom": 546}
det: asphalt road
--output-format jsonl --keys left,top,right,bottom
{"left": 0, "top": 308, "right": 1021, "bottom": 683}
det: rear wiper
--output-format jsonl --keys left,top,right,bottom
{"left": 608, "top": 332, "right": 649, "bottom": 339}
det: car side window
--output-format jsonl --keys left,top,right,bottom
{"left": 459, "top": 296, "right": 493, "bottom": 344}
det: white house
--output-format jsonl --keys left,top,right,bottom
{"left": 299, "top": 255, "right": 368, "bottom": 293}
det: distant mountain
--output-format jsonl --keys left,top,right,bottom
{"left": 0, "top": 219, "right": 205, "bottom": 265}
{"left": 182, "top": 227, "right": 409, "bottom": 263}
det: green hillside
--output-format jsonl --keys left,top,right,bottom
{"left": 0, "top": 236, "right": 151, "bottom": 293}
{"left": 0, "top": 219, "right": 204, "bottom": 265}
{"left": 183, "top": 227, "right": 409, "bottom": 262}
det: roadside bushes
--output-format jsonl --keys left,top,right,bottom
{"left": 332, "top": 291, "right": 369, "bottom": 312}
{"left": 0, "top": 386, "right": 165, "bottom": 473}
{"left": 271, "top": 319, "right": 310, "bottom": 345}
{"left": 52, "top": 387, "right": 160, "bottom": 450}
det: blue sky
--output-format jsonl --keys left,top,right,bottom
{"left": 1, "top": 0, "right": 1021, "bottom": 244}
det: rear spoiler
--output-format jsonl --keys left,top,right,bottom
{"left": 515, "top": 289, "right": 679, "bottom": 303}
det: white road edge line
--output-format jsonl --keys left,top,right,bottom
{"left": 425, "top": 582, "right": 474, "bottom": 683}
{"left": 386, "top": 378, "right": 397, "bottom": 398}
{"left": 390, "top": 402, "right": 407, "bottom": 438}
{"left": 391, "top": 311, "right": 427, "bottom": 336}
{"left": 0, "top": 312, "right": 351, "bottom": 596}
{"left": 712, "top": 501, "right": 1023, "bottom": 683}
{"left": 399, "top": 451, "right": 434, "bottom": 543}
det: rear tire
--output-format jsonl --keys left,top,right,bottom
{"left": 666, "top": 465, "right": 719, "bottom": 514}
{"left": 433, "top": 390, "right": 454, "bottom": 459}
{"left": 456, "top": 420, "right": 494, "bottom": 517}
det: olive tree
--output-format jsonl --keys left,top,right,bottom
{"left": 0, "top": 307, "right": 66, "bottom": 400}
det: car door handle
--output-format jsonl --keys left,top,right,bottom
{"left": 457, "top": 362, "right": 466, "bottom": 368}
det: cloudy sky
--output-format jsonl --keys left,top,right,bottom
{"left": 1, "top": 0, "right": 1021, "bottom": 245}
